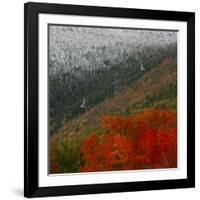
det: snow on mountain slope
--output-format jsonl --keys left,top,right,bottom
{"left": 49, "top": 25, "right": 177, "bottom": 75}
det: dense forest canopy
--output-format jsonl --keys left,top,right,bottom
{"left": 49, "top": 26, "right": 176, "bottom": 74}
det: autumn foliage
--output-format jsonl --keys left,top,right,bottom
{"left": 80, "top": 109, "right": 177, "bottom": 172}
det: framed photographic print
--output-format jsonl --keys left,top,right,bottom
{"left": 24, "top": 2, "right": 195, "bottom": 198}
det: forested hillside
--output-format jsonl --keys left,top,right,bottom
{"left": 49, "top": 26, "right": 177, "bottom": 174}
{"left": 49, "top": 26, "right": 177, "bottom": 135}
{"left": 50, "top": 56, "right": 177, "bottom": 173}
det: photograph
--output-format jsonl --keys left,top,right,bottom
{"left": 24, "top": 2, "right": 195, "bottom": 197}
{"left": 49, "top": 25, "right": 178, "bottom": 174}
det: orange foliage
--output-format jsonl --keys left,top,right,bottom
{"left": 80, "top": 109, "right": 177, "bottom": 172}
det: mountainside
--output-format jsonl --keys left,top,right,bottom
{"left": 50, "top": 42, "right": 177, "bottom": 135}
{"left": 49, "top": 26, "right": 176, "bottom": 74}
{"left": 54, "top": 57, "right": 176, "bottom": 137}
{"left": 49, "top": 25, "right": 178, "bottom": 174}
{"left": 50, "top": 56, "right": 177, "bottom": 173}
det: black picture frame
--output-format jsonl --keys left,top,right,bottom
{"left": 24, "top": 2, "right": 195, "bottom": 198}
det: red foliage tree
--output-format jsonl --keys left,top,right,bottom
{"left": 80, "top": 109, "right": 177, "bottom": 172}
